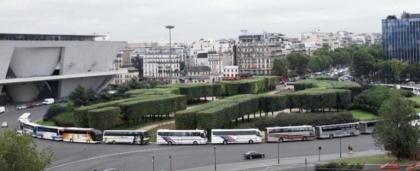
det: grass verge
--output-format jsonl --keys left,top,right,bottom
{"left": 330, "top": 154, "right": 417, "bottom": 165}
{"left": 351, "top": 109, "right": 378, "bottom": 121}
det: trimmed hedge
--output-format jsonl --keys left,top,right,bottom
{"left": 237, "top": 112, "right": 357, "bottom": 129}
{"left": 220, "top": 76, "right": 278, "bottom": 96}
{"left": 125, "top": 88, "right": 180, "bottom": 96}
{"left": 285, "top": 89, "right": 351, "bottom": 112}
{"left": 87, "top": 107, "right": 122, "bottom": 130}
{"left": 293, "top": 79, "right": 361, "bottom": 96}
{"left": 120, "top": 95, "right": 187, "bottom": 124}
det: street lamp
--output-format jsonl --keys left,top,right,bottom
{"left": 165, "top": 25, "right": 175, "bottom": 83}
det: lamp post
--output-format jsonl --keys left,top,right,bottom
{"left": 165, "top": 25, "right": 175, "bottom": 83}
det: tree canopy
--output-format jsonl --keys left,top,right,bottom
{"left": 0, "top": 130, "right": 53, "bottom": 171}
{"left": 373, "top": 90, "right": 419, "bottom": 160}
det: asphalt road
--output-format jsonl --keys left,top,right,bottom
{"left": 0, "top": 107, "right": 379, "bottom": 171}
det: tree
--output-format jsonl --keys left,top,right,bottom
{"left": 131, "top": 55, "right": 144, "bottom": 80}
{"left": 286, "top": 52, "right": 309, "bottom": 76}
{"left": 351, "top": 49, "right": 375, "bottom": 79}
{"left": 402, "top": 63, "right": 420, "bottom": 82}
{"left": 308, "top": 55, "right": 332, "bottom": 72}
{"left": 0, "top": 130, "right": 53, "bottom": 171}
{"left": 44, "top": 104, "right": 68, "bottom": 120}
{"left": 376, "top": 59, "right": 407, "bottom": 83}
{"left": 332, "top": 48, "right": 352, "bottom": 67}
{"left": 373, "top": 90, "right": 419, "bottom": 161}
{"left": 69, "top": 85, "right": 88, "bottom": 106}
{"left": 272, "top": 58, "right": 288, "bottom": 78}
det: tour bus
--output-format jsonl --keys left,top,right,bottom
{"left": 103, "top": 130, "right": 150, "bottom": 145}
{"left": 18, "top": 120, "right": 38, "bottom": 136}
{"left": 266, "top": 125, "right": 315, "bottom": 142}
{"left": 62, "top": 127, "right": 102, "bottom": 143}
{"left": 156, "top": 129, "right": 207, "bottom": 145}
{"left": 18, "top": 113, "right": 31, "bottom": 123}
{"left": 34, "top": 125, "right": 63, "bottom": 141}
{"left": 211, "top": 128, "right": 263, "bottom": 144}
{"left": 359, "top": 120, "right": 377, "bottom": 134}
{"left": 315, "top": 122, "right": 360, "bottom": 139}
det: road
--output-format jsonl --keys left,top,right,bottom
{"left": 0, "top": 106, "right": 379, "bottom": 171}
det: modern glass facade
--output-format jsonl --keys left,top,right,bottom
{"left": 382, "top": 14, "right": 420, "bottom": 63}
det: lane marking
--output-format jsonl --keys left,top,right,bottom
{"left": 47, "top": 146, "right": 186, "bottom": 170}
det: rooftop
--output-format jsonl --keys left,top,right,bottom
{"left": 189, "top": 66, "right": 211, "bottom": 72}
{"left": 0, "top": 33, "right": 107, "bottom": 41}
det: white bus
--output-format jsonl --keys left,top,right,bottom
{"left": 156, "top": 129, "right": 207, "bottom": 145}
{"left": 18, "top": 120, "right": 38, "bottom": 136}
{"left": 211, "top": 128, "right": 263, "bottom": 144}
{"left": 315, "top": 123, "right": 360, "bottom": 139}
{"left": 359, "top": 120, "right": 377, "bottom": 134}
{"left": 18, "top": 113, "right": 31, "bottom": 123}
{"left": 62, "top": 127, "right": 102, "bottom": 143}
{"left": 266, "top": 125, "right": 315, "bottom": 142}
{"left": 103, "top": 130, "right": 150, "bottom": 145}
{"left": 34, "top": 125, "right": 63, "bottom": 141}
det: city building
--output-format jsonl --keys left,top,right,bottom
{"left": 0, "top": 33, "right": 126, "bottom": 103}
{"left": 236, "top": 32, "right": 287, "bottom": 75}
{"left": 131, "top": 43, "right": 187, "bottom": 83}
{"left": 223, "top": 65, "right": 239, "bottom": 80}
{"left": 383, "top": 12, "right": 420, "bottom": 63}
{"left": 186, "top": 66, "right": 212, "bottom": 83}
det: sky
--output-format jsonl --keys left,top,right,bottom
{"left": 0, "top": 0, "right": 419, "bottom": 43}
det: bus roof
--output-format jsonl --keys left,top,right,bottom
{"left": 315, "top": 122, "right": 359, "bottom": 127}
{"left": 266, "top": 125, "right": 313, "bottom": 129}
{"left": 21, "top": 120, "right": 39, "bottom": 127}
{"left": 104, "top": 130, "right": 147, "bottom": 133}
{"left": 157, "top": 129, "right": 205, "bottom": 132}
{"left": 64, "top": 127, "right": 96, "bottom": 131}
{"left": 211, "top": 128, "right": 260, "bottom": 131}
{"left": 18, "top": 113, "right": 31, "bottom": 121}
{"left": 37, "top": 125, "right": 64, "bottom": 130}
{"left": 358, "top": 120, "right": 378, "bottom": 123}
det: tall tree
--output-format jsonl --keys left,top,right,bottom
{"left": 272, "top": 58, "right": 288, "bottom": 78}
{"left": 351, "top": 49, "right": 375, "bottom": 79}
{"left": 373, "top": 90, "right": 419, "bottom": 161}
{"left": 69, "top": 85, "right": 88, "bottom": 106}
{"left": 286, "top": 52, "right": 309, "bottom": 76}
{"left": 0, "top": 130, "right": 53, "bottom": 171}
{"left": 131, "top": 55, "right": 144, "bottom": 80}
{"left": 332, "top": 48, "right": 352, "bottom": 67}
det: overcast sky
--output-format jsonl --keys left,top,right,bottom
{"left": 0, "top": 0, "right": 419, "bottom": 43}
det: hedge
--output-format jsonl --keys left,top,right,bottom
{"left": 220, "top": 76, "right": 278, "bottom": 96}
{"left": 125, "top": 88, "right": 180, "bottom": 96}
{"left": 120, "top": 95, "right": 187, "bottom": 124}
{"left": 285, "top": 89, "right": 351, "bottom": 112}
{"left": 87, "top": 107, "right": 122, "bottom": 130}
{"left": 237, "top": 112, "right": 357, "bottom": 129}
{"left": 293, "top": 79, "right": 361, "bottom": 95}
{"left": 178, "top": 84, "right": 221, "bottom": 102}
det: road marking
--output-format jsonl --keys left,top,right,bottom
{"left": 47, "top": 146, "right": 186, "bottom": 170}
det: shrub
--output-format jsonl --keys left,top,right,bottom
{"left": 315, "top": 162, "right": 363, "bottom": 171}
{"left": 87, "top": 107, "right": 122, "bottom": 130}
{"left": 44, "top": 104, "right": 68, "bottom": 120}
{"left": 51, "top": 112, "right": 75, "bottom": 127}
{"left": 353, "top": 86, "right": 391, "bottom": 115}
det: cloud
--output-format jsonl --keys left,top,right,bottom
{"left": 0, "top": 0, "right": 419, "bottom": 43}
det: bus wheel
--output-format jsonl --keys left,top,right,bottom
{"left": 303, "top": 137, "right": 308, "bottom": 141}
{"left": 278, "top": 138, "right": 284, "bottom": 143}
{"left": 193, "top": 141, "right": 198, "bottom": 145}
{"left": 223, "top": 140, "right": 228, "bottom": 145}
{"left": 112, "top": 140, "right": 116, "bottom": 144}
{"left": 70, "top": 139, "right": 73, "bottom": 143}
{"left": 329, "top": 135, "right": 334, "bottom": 139}
{"left": 169, "top": 141, "right": 173, "bottom": 145}
{"left": 248, "top": 140, "right": 254, "bottom": 144}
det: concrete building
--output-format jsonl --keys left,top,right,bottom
{"left": 0, "top": 33, "right": 125, "bottom": 103}
{"left": 186, "top": 66, "right": 212, "bottom": 83}
{"left": 223, "top": 65, "right": 239, "bottom": 80}
{"left": 237, "top": 32, "right": 287, "bottom": 76}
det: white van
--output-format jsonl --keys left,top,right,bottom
{"left": 0, "top": 106, "right": 5, "bottom": 113}
{"left": 42, "top": 98, "right": 55, "bottom": 105}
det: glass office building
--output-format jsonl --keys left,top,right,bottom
{"left": 382, "top": 12, "right": 420, "bottom": 63}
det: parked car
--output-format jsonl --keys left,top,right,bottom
{"left": 1, "top": 122, "right": 8, "bottom": 128}
{"left": 42, "top": 98, "right": 55, "bottom": 105}
{"left": 243, "top": 151, "right": 265, "bottom": 160}
{"left": 16, "top": 104, "right": 27, "bottom": 110}
{"left": 0, "top": 106, "right": 5, "bottom": 113}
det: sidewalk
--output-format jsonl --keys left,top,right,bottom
{"left": 179, "top": 150, "right": 384, "bottom": 171}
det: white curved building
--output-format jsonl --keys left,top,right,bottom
{"left": 0, "top": 33, "right": 126, "bottom": 103}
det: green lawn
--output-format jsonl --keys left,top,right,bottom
{"left": 330, "top": 154, "right": 416, "bottom": 165}
{"left": 409, "top": 96, "right": 420, "bottom": 105}
{"left": 351, "top": 110, "right": 378, "bottom": 121}
{"left": 35, "top": 119, "right": 56, "bottom": 126}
